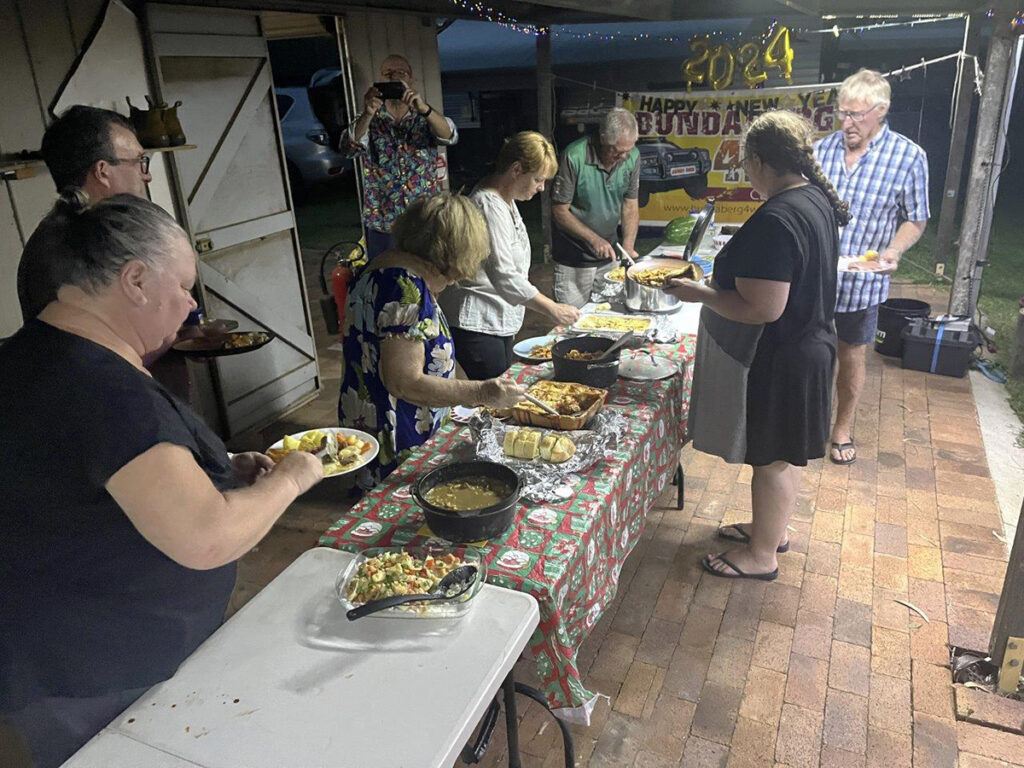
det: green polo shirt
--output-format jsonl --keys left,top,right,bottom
{"left": 551, "top": 136, "right": 639, "bottom": 266}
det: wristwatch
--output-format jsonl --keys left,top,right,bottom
{"left": 419, "top": 104, "right": 433, "bottom": 118}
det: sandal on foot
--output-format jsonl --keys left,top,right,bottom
{"left": 829, "top": 441, "right": 856, "bottom": 465}
{"left": 701, "top": 553, "right": 778, "bottom": 581}
{"left": 716, "top": 523, "right": 790, "bottom": 553}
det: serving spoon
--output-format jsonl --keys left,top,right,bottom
{"left": 345, "top": 564, "right": 480, "bottom": 620}
{"left": 594, "top": 331, "right": 637, "bottom": 362}
{"left": 520, "top": 391, "right": 560, "bottom": 416}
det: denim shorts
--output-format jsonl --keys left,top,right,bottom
{"left": 834, "top": 304, "right": 880, "bottom": 345}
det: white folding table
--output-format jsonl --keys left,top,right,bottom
{"left": 63, "top": 547, "right": 539, "bottom": 768}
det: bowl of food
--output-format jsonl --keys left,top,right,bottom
{"left": 624, "top": 257, "right": 704, "bottom": 313}
{"left": 413, "top": 461, "right": 521, "bottom": 543}
{"left": 551, "top": 335, "right": 621, "bottom": 388}
{"left": 335, "top": 544, "right": 486, "bottom": 619}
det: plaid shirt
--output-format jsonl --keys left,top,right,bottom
{"left": 814, "top": 124, "right": 930, "bottom": 313}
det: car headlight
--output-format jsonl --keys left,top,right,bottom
{"left": 306, "top": 129, "right": 331, "bottom": 146}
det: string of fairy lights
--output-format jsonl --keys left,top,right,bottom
{"left": 445, "top": 0, "right": 1024, "bottom": 41}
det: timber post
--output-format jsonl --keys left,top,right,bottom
{"left": 990, "top": 497, "right": 1024, "bottom": 693}
{"left": 949, "top": 0, "right": 1021, "bottom": 316}
{"left": 537, "top": 30, "right": 553, "bottom": 264}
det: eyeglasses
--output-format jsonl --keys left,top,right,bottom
{"left": 836, "top": 105, "right": 881, "bottom": 123}
{"left": 381, "top": 69, "right": 411, "bottom": 79}
{"left": 108, "top": 155, "right": 151, "bottom": 174}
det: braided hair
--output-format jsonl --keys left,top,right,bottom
{"left": 743, "top": 111, "right": 851, "bottom": 226}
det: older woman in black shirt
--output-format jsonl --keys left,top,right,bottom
{"left": 0, "top": 193, "right": 323, "bottom": 766}
{"left": 665, "top": 111, "right": 850, "bottom": 581}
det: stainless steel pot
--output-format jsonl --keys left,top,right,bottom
{"left": 623, "top": 257, "right": 705, "bottom": 313}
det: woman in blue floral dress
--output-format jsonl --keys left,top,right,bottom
{"left": 339, "top": 194, "right": 524, "bottom": 487}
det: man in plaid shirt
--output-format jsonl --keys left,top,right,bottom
{"left": 814, "top": 69, "right": 930, "bottom": 465}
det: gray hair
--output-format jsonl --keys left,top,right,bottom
{"left": 839, "top": 69, "right": 891, "bottom": 110}
{"left": 599, "top": 107, "right": 638, "bottom": 145}
{"left": 35, "top": 190, "right": 188, "bottom": 295}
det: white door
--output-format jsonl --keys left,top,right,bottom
{"left": 145, "top": 4, "right": 319, "bottom": 438}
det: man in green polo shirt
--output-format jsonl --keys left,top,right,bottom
{"left": 551, "top": 107, "right": 640, "bottom": 307}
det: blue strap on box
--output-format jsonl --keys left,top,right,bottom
{"left": 929, "top": 321, "right": 946, "bottom": 374}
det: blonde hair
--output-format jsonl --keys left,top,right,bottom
{"left": 839, "top": 69, "right": 891, "bottom": 110}
{"left": 495, "top": 131, "right": 558, "bottom": 178}
{"left": 392, "top": 193, "right": 489, "bottom": 281}
{"left": 743, "top": 110, "right": 851, "bottom": 226}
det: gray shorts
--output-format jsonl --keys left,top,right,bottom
{"left": 834, "top": 304, "right": 880, "bottom": 345}
{"left": 553, "top": 262, "right": 613, "bottom": 308}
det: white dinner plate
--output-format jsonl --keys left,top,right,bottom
{"left": 619, "top": 353, "right": 679, "bottom": 381}
{"left": 514, "top": 335, "right": 560, "bottom": 362}
{"left": 265, "top": 427, "right": 379, "bottom": 478}
{"left": 450, "top": 405, "right": 480, "bottom": 424}
{"left": 838, "top": 256, "right": 886, "bottom": 273}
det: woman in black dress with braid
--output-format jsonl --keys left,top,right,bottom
{"left": 665, "top": 110, "right": 850, "bottom": 581}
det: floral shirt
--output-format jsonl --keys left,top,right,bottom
{"left": 346, "top": 110, "right": 458, "bottom": 234}
{"left": 338, "top": 267, "right": 454, "bottom": 485}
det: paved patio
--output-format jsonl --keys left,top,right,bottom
{"left": 234, "top": 278, "right": 1023, "bottom": 767}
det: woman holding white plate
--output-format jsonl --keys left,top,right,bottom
{"left": 440, "top": 131, "right": 580, "bottom": 379}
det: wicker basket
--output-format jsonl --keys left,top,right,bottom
{"left": 511, "top": 381, "right": 608, "bottom": 430}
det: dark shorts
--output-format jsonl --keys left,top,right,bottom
{"left": 450, "top": 327, "right": 513, "bottom": 380}
{"left": 834, "top": 304, "right": 880, "bottom": 345}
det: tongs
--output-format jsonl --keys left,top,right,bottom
{"left": 615, "top": 242, "right": 635, "bottom": 267}
{"left": 520, "top": 391, "right": 560, "bottom": 416}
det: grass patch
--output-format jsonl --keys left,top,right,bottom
{"left": 896, "top": 197, "right": 1024, "bottom": 432}
{"left": 294, "top": 181, "right": 363, "bottom": 251}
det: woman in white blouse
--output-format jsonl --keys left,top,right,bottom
{"left": 440, "top": 131, "right": 580, "bottom": 379}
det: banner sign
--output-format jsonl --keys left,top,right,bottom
{"left": 620, "top": 84, "right": 839, "bottom": 225}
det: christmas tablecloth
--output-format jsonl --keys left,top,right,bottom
{"left": 319, "top": 337, "right": 695, "bottom": 724}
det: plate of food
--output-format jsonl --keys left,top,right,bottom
{"left": 605, "top": 265, "right": 627, "bottom": 283}
{"left": 336, "top": 545, "right": 485, "bottom": 619}
{"left": 513, "top": 335, "right": 560, "bottom": 362}
{"left": 839, "top": 252, "right": 888, "bottom": 272}
{"left": 265, "top": 427, "right": 378, "bottom": 477}
{"left": 174, "top": 330, "right": 275, "bottom": 357}
{"left": 571, "top": 313, "right": 652, "bottom": 335}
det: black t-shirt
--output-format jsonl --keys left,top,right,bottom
{"left": 712, "top": 184, "right": 838, "bottom": 346}
{"left": 0, "top": 320, "right": 237, "bottom": 708}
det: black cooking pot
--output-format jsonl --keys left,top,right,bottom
{"left": 552, "top": 336, "right": 620, "bottom": 388}
{"left": 413, "top": 460, "right": 521, "bottom": 543}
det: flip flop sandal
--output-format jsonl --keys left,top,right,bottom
{"left": 716, "top": 523, "right": 790, "bottom": 553}
{"left": 829, "top": 441, "right": 856, "bottom": 465}
{"left": 701, "top": 553, "right": 779, "bottom": 582}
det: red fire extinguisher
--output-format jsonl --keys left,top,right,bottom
{"left": 318, "top": 240, "right": 365, "bottom": 336}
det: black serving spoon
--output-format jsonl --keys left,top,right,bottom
{"left": 594, "top": 331, "right": 637, "bottom": 362}
{"left": 345, "top": 565, "right": 480, "bottom": 621}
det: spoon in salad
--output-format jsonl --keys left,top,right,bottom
{"left": 345, "top": 564, "right": 480, "bottom": 620}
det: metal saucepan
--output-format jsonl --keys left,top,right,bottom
{"left": 623, "top": 257, "right": 705, "bottom": 313}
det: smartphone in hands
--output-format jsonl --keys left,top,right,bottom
{"left": 373, "top": 81, "right": 406, "bottom": 100}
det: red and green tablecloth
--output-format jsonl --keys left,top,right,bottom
{"left": 319, "top": 338, "right": 695, "bottom": 724}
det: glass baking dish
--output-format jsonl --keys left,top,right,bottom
{"left": 334, "top": 544, "right": 486, "bottom": 619}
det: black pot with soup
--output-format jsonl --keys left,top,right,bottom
{"left": 413, "top": 461, "right": 521, "bottom": 543}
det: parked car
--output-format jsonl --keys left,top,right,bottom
{"left": 276, "top": 86, "right": 350, "bottom": 201}
{"left": 636, "top": 138, "right": 711, "bottom": 207}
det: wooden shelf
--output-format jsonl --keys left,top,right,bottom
{"left": 146, "top": 143, "right": 197, "bottom": 153}
{"left": 1, "top": 143, "right": 195, "bottom": 181}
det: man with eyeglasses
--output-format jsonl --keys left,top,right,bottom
{"left": 814, "top": 69, "right": 930, "bottom": 465}
{"left": 18, "top": 105, "right": 153, "bottom": 320}
{"left": 346, "top": 54, "right": 458, "bottom": 259}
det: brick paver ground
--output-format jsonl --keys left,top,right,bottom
{"left": 235, "top": 279, "right": 1021, "bottom": 767}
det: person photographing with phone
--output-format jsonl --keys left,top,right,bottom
{"left": 345, "top": 54, "right": 459, "bottom": 259}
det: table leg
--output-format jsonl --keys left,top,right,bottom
{"left": 502, "top": 673, "right": 521, "bottom": 768}
{"left": 673, "top": 462, "right": 685, "bottom": 509}
{"left": 512, "top": 683, "right": 575, "bottom": 768}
